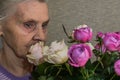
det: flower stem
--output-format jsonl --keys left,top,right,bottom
{"left": 80, "top": 67, "right": 86, "bottom": 79}
{"left": 93, "top": 54, "right": 105, "bottom": 73}
{"left": 62, "top": 24, "right": 70, "bottom": 38}
{"left": 110, "top": 74, "right": 116, "bottom": 80}
{"left": 65, "top": 63, "right": 72, "bottom": 76}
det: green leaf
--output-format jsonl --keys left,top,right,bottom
{"left": 65, "top": 63, "right": 72, "bottom": 76}
{"left": 37, "top": 62, "right": 50, "bottom": 75}
{"left": 47, "top": 76, "right": 55, "bottom": 80}
{"left": 93, "top": 49, "right": 101, "bottom": 56}
{"left": 86, "top": 60, "right": 93, "bottom": 69}
{"left": 56, "top": 68, "right": 62, "bottom": 76}
{"left": 38, "top": 76, "right": 46, "bottom": 80}
{"left": 107, "top": 67, "right": 111, "bottom": 74}
{"left": 98, "top": 59, "right": 104, "bottom": 68}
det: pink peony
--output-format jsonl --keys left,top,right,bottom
{"left": 68, "top": 44, "right": 92, "bottom": 67}
{"left": 114, "top": 60, "right": 120, "bottom": 76}
{"left": 103, "top": 32, "right": 120, "bottom": 52}
{"left": 73, "top": 24, "right": 92, "bottom": 43}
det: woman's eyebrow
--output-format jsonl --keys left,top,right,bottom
{"left": 23, "top": 19, "right": 36, "bottom": 22}
{"left": 43, "top": 19, "right": 50, "bottom": 25}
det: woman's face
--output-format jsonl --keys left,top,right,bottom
{"left": 1, "top": 0, "right": 49, "bottom": 58}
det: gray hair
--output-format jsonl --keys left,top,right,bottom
{"left": 0, "top": 0, "right": 46, "bottom": 21}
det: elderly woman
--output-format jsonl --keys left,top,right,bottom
{"left": 0, "top": 0, "right": 49, "bottom": 80}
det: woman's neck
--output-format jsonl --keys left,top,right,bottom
{"left": 0, "top": 47, "right": 33, "bottom": 77}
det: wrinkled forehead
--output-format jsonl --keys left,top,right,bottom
{"left": 14, "top": 0, "right": 48, "bottom": 22}
{"left": 1, "top": 0, "right": 48, "bottom": 23}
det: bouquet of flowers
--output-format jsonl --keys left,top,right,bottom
{"left": 27, "top": 24, "right": 120, "bottom": 80}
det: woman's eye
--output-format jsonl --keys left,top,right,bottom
{"left": 42, "top": 23, "right": 48, "bottom": 29}
{"left": 23, "top": 21, "right": 37, "bottom": 31}
{"left": 42, "top": 24, "right": 47, "bottom": 29}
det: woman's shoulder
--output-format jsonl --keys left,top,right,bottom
{"left": 0, "top": 65, "right": 12, "bottom": 80}
{"left": 0, "top": 65, "right": 32, "bottom": 80}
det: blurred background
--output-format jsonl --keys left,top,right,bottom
{"left": 46, "top": 0, "right": 120, "bottom": 45}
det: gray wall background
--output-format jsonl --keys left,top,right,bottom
{"left": 47, "top": 0, "right": 120, "bottom": 45}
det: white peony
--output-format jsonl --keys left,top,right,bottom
{"left": 26, "top": 42, "right": 44, "bottom": 65}
{"left": 43, "top": 40, "right": 68, "bottom": 64}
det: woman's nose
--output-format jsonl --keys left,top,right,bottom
{"left": 32, "top": 27, "right": 46, "bottom": 41}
